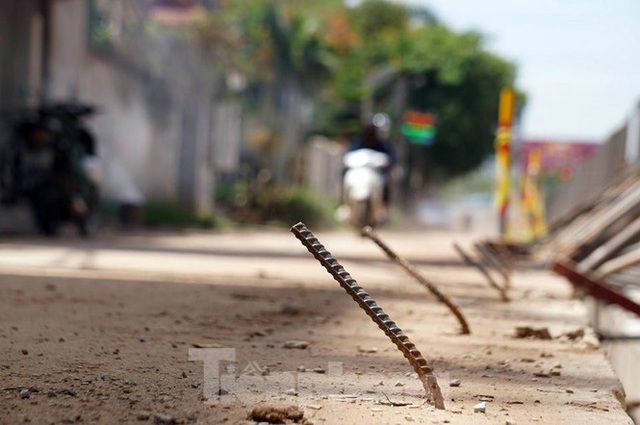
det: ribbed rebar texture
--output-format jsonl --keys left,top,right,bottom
{"left": 290, "top": 222, "right": 445, "bottom": 409}
{"left": 361, "top": 226, "right": 470, "bottom": 335}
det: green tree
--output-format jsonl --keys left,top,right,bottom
{"left": 197, "top": 0, "right": 338, "bottom": 182}
{"left": 324, "top": 4, "right": 516, "bottom": 187}
{"left": 317, "top": 1, "right": 439, "bottom": 136}
{"left": 396, "top": 26, "right": 516, "bottom": 179}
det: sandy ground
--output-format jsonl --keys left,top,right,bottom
{"left": 0, "top": 226, "right": 633, "bottom": 424}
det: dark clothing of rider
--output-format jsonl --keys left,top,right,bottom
{"left": 345, "top": 124, "right": 396, "bottom": 168}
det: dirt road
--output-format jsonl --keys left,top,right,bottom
{"left": 0, "top": 227, "right": 632, "bottom": 424}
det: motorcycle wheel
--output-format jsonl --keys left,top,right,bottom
{"left": 352, "top": 199, "right": 373, "bottom": 230}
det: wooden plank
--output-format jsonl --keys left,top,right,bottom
{"left": 579, "top": 215, "right": 640, "bottom": 271}
{"left": 553, "top": 178, "right": 640, "bottom": 260}
{"left": 599, "top": 247, "right": 640, "bottom": 278}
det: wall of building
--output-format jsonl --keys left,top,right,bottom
{"left": 48, "top": 0, "right": 151, "bottom": 204}
{"left": 79, "top": 57, "right": 161, "bottom": 203}
{"left": 46, "top": 0, "right": 215, "bottom": 214}
{"left": 0, "top": 0, "right": 41, "bottom": 111}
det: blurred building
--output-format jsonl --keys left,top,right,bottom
{"left": 0, "top": 0, "right": 237, "bottom": 219}
{"left": 519, "top": 139, "right": 601, "bottom": 181}
{"left": 0, "top": 1, "right": 46, "bottom": 109}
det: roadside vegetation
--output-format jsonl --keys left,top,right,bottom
{"left": 90, "top": 0, "right": 522, "bottom": 229}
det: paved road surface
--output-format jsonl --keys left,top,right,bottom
{"left": 0, "top": 227, "right": 633, "bottom": 424}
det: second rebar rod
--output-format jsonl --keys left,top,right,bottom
{"left": 361, "top": 226, "right": 470, "bottom": 335}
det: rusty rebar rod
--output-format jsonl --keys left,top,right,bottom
{"left": 453, "top": 242, "right": 509, "bottom": 301}
{"left": 361, "top": 226, "right": 470, "bottom": 335}
{"left": 552, "top": 261, "right": 640, "bottom": 318}
{"left": 290, "top": 222, "right": 445, "bottom": 409}
{"left": 474, "top": 242, "right": 511, "bottom": 288}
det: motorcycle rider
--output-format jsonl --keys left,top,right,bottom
{"left": 335, "top": 117, "right": 396, "bottom": 224}
{"left": 344, "top": 120, "right": 396, "bottom": 207}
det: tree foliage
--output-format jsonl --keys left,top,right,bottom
{"left": 397, "top": 27, "right": 517, "bottom": 177}
{"left": 194, "top": 0, "right": 519, "bottom": 181}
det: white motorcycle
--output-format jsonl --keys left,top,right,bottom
{"left": 338, "top": 148, "right": 390, "bottom": 229}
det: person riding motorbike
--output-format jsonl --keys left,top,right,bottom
{"left": 336, "top": 119, "right": 396, "bottom": 226}
{"left": 344, "top": 122, "right": 396, "bottom": 207}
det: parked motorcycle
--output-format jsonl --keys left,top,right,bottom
{"left": 340, "top": 148, "right": 390, "bottom": 229}
{"left": 0, "top": 102, "right": 101, "bottom": 236}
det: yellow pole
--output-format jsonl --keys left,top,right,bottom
{"left": 495, "top": 87, "right": 515, "bottom": 236}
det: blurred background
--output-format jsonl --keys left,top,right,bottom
{"left": 0, "top": 0, "right": 638, "bottom": 237}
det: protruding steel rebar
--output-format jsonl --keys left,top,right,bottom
{"left": 552, "top": 261, "right": 640, "bottom": 318}
{"left": 453, "top": 242, "right": 509, "bottom": 301}
{"left": 361, "top": 226, "right": 470, "bottom": 335}
{"left": 473, "top": 242, "right": 511, "bottom": 288}
{"left": 290, "top": 222, "right": 445, "bottom": 409}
